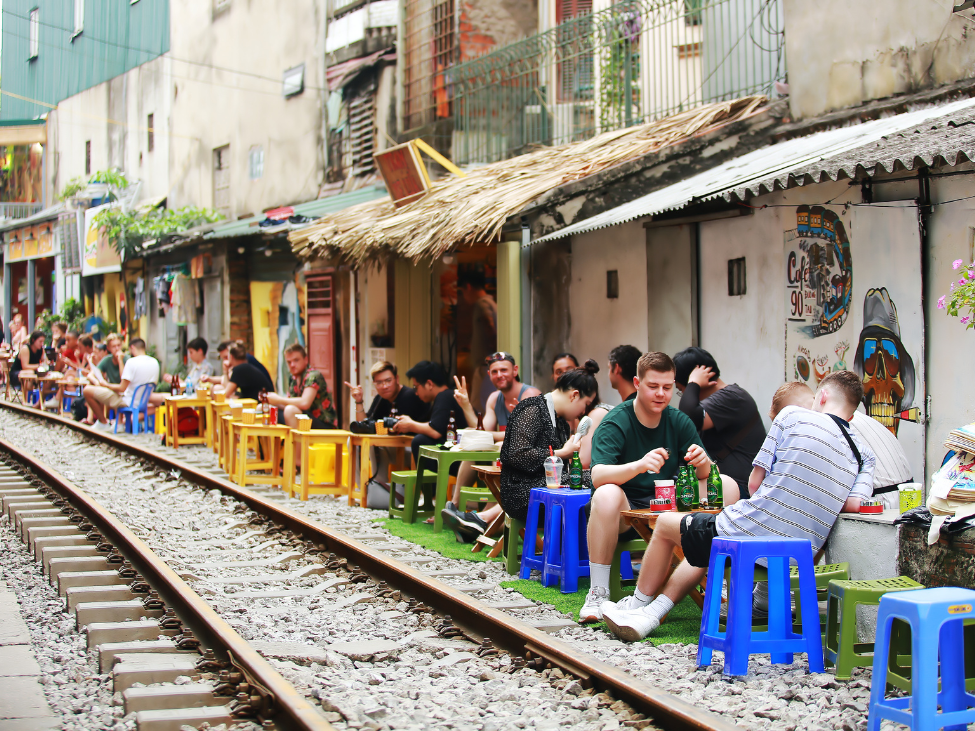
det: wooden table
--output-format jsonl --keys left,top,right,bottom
{"left": 165, "top": 394, "right": 209, "bottom": 448}
{"left": 417, "top": 445, "right": 499, "bottom": 533}
{"left": 349, "top": 434, "right": 414, "bottom": 507}
{"left": 55, "top": 378, "right": 84, "bottom": 416}
{"left": 284, "top": 427, "right": 353, "bottom": 501}
{"left": 620, "top": 507, "right": 721, "bottom": 609}
{"left": 18, "top": 372, "right": 37, "bottom": 406}
{"left": 472, "top": 465, "right": 504, "bottom": 556}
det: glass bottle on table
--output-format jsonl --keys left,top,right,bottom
{"left": 707, "top": 463, "right": 723, "bottom": 509}
{"left": 476, "top": 411, "right": 484, "bottom": 431}
{"left": 569, "top": 448, "right": 583, "bottom": 489}
{"left": 171, "top": 373, "right": 180, "bottom": 395}
{"left": 444, "top": 410, "right": 457, "bottom": 447}
{"left": 676, "top": 463, "right": 698, "bottom": 512}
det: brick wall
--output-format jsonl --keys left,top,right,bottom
{"left": 228, "top": 252, "right": 253, "bottom": 351}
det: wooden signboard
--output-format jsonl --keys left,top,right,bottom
{"left": 374, "top": 142, "right": 431, "bottom": 208}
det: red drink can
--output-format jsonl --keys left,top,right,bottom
{"left": 268, "top": 407, "right": 277, "bottom": 425}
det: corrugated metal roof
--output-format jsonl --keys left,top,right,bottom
{"left": 200, "top": 185, "right": 387, "bottom": 240}
{"left": 533, "top": 96, "right": 975, "bottom": 244}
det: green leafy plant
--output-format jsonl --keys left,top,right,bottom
{"left": 58, "top": 168, "right": 130, "bottom": 202}
{"left": 940, "top": 258, "right": 975, "bottom": 329}
{"left": 40, "top": 298, "right": 88, "bottom": 336}
{"left": 92, "top": 205, "right": 224, "bottom": 259}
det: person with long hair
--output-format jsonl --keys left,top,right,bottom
{"left": 441, "top": 360, "right": 600, "bottom": 543}
{"left": 10, "top": 330, "right": 47, "bottom": 389}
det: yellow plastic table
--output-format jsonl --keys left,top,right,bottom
{"left": 231, "top": 412, "right": 288, "bottom": 488}
{"left": 165, "top": 394, "right": 208, "bottom": 448}
{"left": 283, "top": 419, "right": 353, "bottom": 501}
{"left": 349, "top": 433, "right": 414, "bottom": 507}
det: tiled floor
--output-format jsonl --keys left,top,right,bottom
{"left": 0, "top": 580, "right": 59, "bottom": 730}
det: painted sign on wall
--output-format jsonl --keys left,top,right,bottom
{"left": 784, "top": 203, "right": 925, "bottom": 480}
{"left": 83, "top": 202, "right": 122, "bottom": 275}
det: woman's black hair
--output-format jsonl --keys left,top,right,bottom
{"left": 551, "top": 352, "right": 579, "bottom": 368}
{"left": 555, "top": 358, "right": 600, "bottom": 397}
{"left": 28, "top": 330, "right": 45, "bottom": 348}
{"left": 672, "top": 347, "right": 720, "bottom": 386}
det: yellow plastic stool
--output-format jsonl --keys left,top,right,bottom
{"left": 308, "top": 443, "right": 350, "bottom": 484}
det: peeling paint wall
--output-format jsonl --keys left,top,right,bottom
{"left": 784, "top": 0, "right": 975, "bottom": 120}
{"left": 460, "top": 0, "right": 537, "bottom": 62}
{"left": 530, "top": 239, "right": 572, "bottom": 388}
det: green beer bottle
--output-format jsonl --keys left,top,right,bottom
{"left": 676, "top": 464, "right": 697, "bottom": 512}
{"left": 707, "top": 463, "right": 723, "bottom": 508}
{"left": 569, "top": 448, "right": 583, "bottom": 489}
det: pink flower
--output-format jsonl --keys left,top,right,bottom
{"left": 952, "top": 281, "right": 957, "bottom": 291}
{"left": 962, "top": 279, "right": 968, "bottom": 286}
{"left": 954, "top": 259, "right": 964, "bottom": 270}
{"left": 963, "top": 316, "right": 972, "bottom": 324}
{"left": 938, "top": 295, "right": 947, "bottom": 309}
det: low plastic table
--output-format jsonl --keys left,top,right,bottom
{"left": 417, "top": 445, "right": 499, "bottom": 533}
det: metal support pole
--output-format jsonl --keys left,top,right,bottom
{"left": 26, "top": 259, "right": 36, "bottom": 329}
{"left": 520, "top": 219, "right": 533, "bottom": 384}
{"left": 3, "top": 262, "right": 11, "bottom": 343}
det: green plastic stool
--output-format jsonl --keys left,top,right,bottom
{"left": 503, "top": 515, "right": 527, "bottom": 575}
{"left": 458, "top": 484, "right": 495, "bottom": 512}
{"left": 389, "top": 469, "right": 437, "bottom": 523}
{"left": 825, "top": 576, "right": 923, "bottom": 680}
{"left": 721, "top": 561, "right": 850, "bottom": 630}
{"left": 609, "top": 538, "right": 647, "bottom": 601}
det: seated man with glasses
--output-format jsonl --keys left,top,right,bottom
{"left": 345, "top": 361, "right": 429, "bottom": 507}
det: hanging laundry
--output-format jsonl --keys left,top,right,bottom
{"left": 133, "top": 277, "right": 147, "bottom": 320}
{"left": 170, "top": 272, "right": 198, "bottom": 325}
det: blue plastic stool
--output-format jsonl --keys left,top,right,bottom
{"left": 697, "top": 536, "right": 825, "bottom": 676}
{"left": 520, "top": 488, "right": 566, "bottom": 582}
{"left": 868, "top": 587, "right": 975, "bottom": 731}
{"left": 539, "top": 489, "right": 592, "bottom": 593}
{"left": 115, "top": 383, "right": 155, "bottom": 434}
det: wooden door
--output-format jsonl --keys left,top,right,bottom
{"left": 306, "top": 273, "right": 337, "bottom": 413}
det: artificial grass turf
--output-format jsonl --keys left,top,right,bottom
{"left": 376, "top": 516, "right": 494, "bottom": 562}
{"left": 499, "top": 577, "right": 703, "bottom": 646}
{"left": 377, "top": 516, "right": 702, "bottom": 645}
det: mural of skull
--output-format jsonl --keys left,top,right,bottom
{"left": 853, "top": 287, "right": 916, "bottom": 435}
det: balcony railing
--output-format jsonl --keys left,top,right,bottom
{"left": 451, "top": 0, "right": 785, "bottom": 165}
{"left": 0, "top": 202, "right": 44, "bottom": 221}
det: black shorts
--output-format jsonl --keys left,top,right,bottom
{"left": 680, "top": 512, "right": 718, "bottom": 569}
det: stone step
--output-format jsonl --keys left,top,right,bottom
{"left": 49, "top": 556, "right": 110, "bottom": 581}
{"left": 66, "top": 584, "right": 137, "bottom": 612}
{"left": 76, "top": 600, "right": 164, "bottom": 629}
{"left": 112, "top": 655, "right": 201, "bottom": 693}
{"left": 58, "top": 570, "right": 124, "bottom": 597}
{"left": 97, "top": 639, "right": 185, "bottom": 673}
{"left": 41, "top": 545, "right": 101, "bottom": 575}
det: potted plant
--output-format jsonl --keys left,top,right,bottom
{"left": 939, "top": 259, "right": 975, "bottom": 328}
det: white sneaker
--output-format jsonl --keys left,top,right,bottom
{"left": 579, "top": 586, "right": 609, "bottom": 623}
{"left": 603, "top": 604, "right": 661, "bottom": 642}
{"left": 43, "top": 397, "right": 58, "bottom": 408}
{"left": 93, "top": 420, "right": 114, "bottom": 432}
{"left": 599, "top": 593, "right": 649, "bottom": 615}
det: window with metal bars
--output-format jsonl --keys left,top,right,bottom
{"left": 59, "top": 213, "right": 82, "bottom": 272}
{"left": 403, "top": 0, "right": 456, "bottom": 132}
{"left": 347, "top": 88, "right": 376, "bottom": 174}
{"left": 306, "top": 276, "right": 333, "bottom": 313}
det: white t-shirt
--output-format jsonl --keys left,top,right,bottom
{"left": 121, "top": 354, "right": 160, "bottom": 406}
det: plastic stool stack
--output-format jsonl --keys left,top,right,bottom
{"left": 697, "top": 536, "right": 825, "bottom": 676}
{"left": 868, "top": 586, "right": 975, "bottom": 731}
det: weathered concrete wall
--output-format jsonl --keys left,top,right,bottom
{"left": 49, "top": 56, "right": 171, "bottom": 202}
{"left": 784, "top": 0, "right": 975, "bottom": 120}
{"left": 567, "top": 221, "right": 649, "bottom": 405}
{"left": 646, "top": 224, "right": 696, "bottom": 360}
{"left": 168, "top": 0, "right": 326, "bottom": 218}
{"left": 531, "top": 239, "right": 572, "bottom": 389}
{"left": 460, "top": 0, "right": 537, "bottom": 62}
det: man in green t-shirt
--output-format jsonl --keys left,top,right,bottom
{"left": 580, "top": 351, "right": 713, "bottom": 624}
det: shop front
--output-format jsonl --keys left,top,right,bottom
{"left": 3, "top": 217, "right": 59, "bottom": 334}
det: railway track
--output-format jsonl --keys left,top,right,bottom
{"left": 0, "top": 400, "right": 734, "bottom": 731}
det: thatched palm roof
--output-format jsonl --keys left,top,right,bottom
{"left": 290, "top": 95, "right": 767, "bottom": 265}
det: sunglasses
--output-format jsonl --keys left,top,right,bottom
{"left": 862, "top": 338, "right": 900, "bottom": 376}
{"left": 486, "top": 351, "right": 515, "bottom": 365}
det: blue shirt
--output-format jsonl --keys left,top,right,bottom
{"left": 716, "top": 406, "right": 874, "bottom": 553}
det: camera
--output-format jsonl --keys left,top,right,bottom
{"left": 350, "top": 417, "right": 399, "bottom": 434}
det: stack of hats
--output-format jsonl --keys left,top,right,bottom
{"left": 455, "top": 429, "right": 498, "bottom": 451}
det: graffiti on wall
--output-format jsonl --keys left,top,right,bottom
{"left": 784, "top": 206, "right": 922, "bottom": 438}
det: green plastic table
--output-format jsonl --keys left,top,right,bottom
{"left": 417, "top": 444, "right": 499, "bottom": 533}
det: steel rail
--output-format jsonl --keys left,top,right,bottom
{"left": 0, "top": 433, "right": 332, "bottom": 731}
{"left": 0, "top": 401, "right": 734, "bottom": 731}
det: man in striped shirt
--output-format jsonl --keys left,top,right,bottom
{"left": 602, "top": 370, "right": 874, "bottom": 642}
